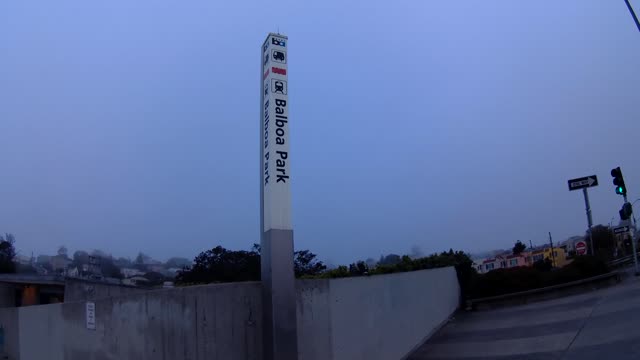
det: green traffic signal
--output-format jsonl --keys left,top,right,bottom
{"left": 611, "top": 167, "right": 627, "bottom": 196}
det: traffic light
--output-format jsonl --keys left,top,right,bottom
{"left": 611, "top": 167, "right": 627, "bottom": 196}
{"left": 620, "top": 202, "right": 633, "bottom": 221}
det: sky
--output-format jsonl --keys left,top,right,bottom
{"left": 1, "top": 1, "right": 639, "bottom": 265}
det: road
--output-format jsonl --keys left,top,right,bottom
{"left": 409, "top": 274, "right": 640, "bottom": 359}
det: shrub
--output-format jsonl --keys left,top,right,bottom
{"left": 467, "top": 256, "right": 609, "bottom": 299}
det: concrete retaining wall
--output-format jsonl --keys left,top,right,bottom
{"left": 0, "top": 267, "right": 459, "bottom": 360}
{"left": 297, "top": 267, "right": 460, "bottom": 360}
{"left": 63, "top": 278, "right": 147, "bottom": 302}
{"left": 5, "top": 282, "right": 263, "bottom": 360}
{"left": 0, "top": 308, "right": 19, "bottom": 359}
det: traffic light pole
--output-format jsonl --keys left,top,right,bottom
{"left": 583, "top": 188, "right": 595, "bottom": 255}
{"left": 623, "top": 194, "right": 639, "bottom": 275}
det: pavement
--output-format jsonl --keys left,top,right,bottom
{"left": 409, "top": 272, "right": 640, "bottom": 360}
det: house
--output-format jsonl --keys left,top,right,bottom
{"left": 50, "top": 255, "right": 72, "bottom": 272}
{"left": 475, "top": 255, "right": 508, "bottom": 274}
{"left": 505, "top": 254, "right": 527, "bottom": 268}
{"left": 148, "top": 264, "right": 165, "bottom": 273}
{"left": 14, "top": 255, "right": 33, "bottom": 266}
{"left": 120, "top": 268, "right": 144, "bottom": 278}
{"left": 66, "top": 267, "right": 79, "bottom": 277}
{"left": 527, "top": 246, "right": 568, "bottom": 268}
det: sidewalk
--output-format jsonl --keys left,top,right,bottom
{"left": 408, "top": 275, "right": 640, "bottom": 359}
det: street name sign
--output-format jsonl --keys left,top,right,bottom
{"left": 567, "top": 175, "right": 598, "bottom": 191}
{"left": 614, "top": 226, "right": 630, "bottom": 234}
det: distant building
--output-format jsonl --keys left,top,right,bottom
{"left": 121, "top": 268, "right": 144, "bottom": 278}
{"left": 14, "top": 255, "right": 33, "bottom": 266}
{"left": 528, "top": 246, "right": 568, "bottom": 268}
{"left": 148, "top": 264, "right": 165, "bottom": 273}
{"left": 475, "top": 246, "right": 570, "bottom": 274}
{"left": 559, "top": 236, "right": 584, "bottom": 254}
{"left": 36, "top": 255, "right": 51, "bottom": 265}
{"left": 475, "top": 255, "right": 507, "bottom": 274}
{"left": 66, "top": 267, "right": 79, "bottom": 277}
{"left": 50, "top": 255, "right": 71, "bottom": 272}
{"left": 505, "top": 254, "right": 527, "bottom": 268}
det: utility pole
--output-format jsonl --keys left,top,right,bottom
{"left": 529, "top": 240, "right": 533, "bottom": 250}
{"left": 583, "top": 188, "right": 595, "bottom": 255}
{"left": 624, "top": 0, "right": 640, "bottom": 33}
{"left": 549, "top": 232, "right": 556, "bottom": 268}
{"left": 623, "top": 194, "right": 639, "bottom": 275}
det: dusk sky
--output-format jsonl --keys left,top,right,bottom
{"left": 1, "top": 1, "right": 639, "bottom": 264}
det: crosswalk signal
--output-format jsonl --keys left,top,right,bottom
{"left": 611, "top": 167, "right": 627, "bottom": 196}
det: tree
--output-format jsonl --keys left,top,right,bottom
{"left": 100, "top": 258, "right": 123, "bottom": 279}
{"left": 410, "top": 245, "right": 424, "bottom": 259}
{"left": 0, "top": 234, "right": 17, "bottom": 274}
{"left": 176, "top": 246, "right": 261, "bottom": 284}
{"left": 364, "top": 258, "right": 377, "bottom": 269}
{"left": 143, "top": 271, "right": 166, "bottom": 286}
{"left": 533, "top": 258, "right": 553, "bottom": 272}
{"left": 248, "top": 244, "right": 325, "bottom": 277}
{"left": 72, "top": 251, "right": 89, "bottom": 265}
{"left": 378, "top": 254, "right": 401, "bottom": 266}
{"left": 176, "top": 244, "right": 326, "bottom": 284}
{"left": 114, "top": 257, "right": 132, "bottom": 268}
{"left": 513, "top": 241, "right": 527, "bottom": 255}
{"left": 91, "top": 249, "right": 112, "bottom": 260}
{"left": 165, "top": 257, "right": 192, "bottom": 269}
{"left": 348, "top": 261, "right": 368, "bottom": 276}
{"left": 134, "top": 252, "right": 150, "bottom": 271}
{"left": 135, "top": 252, "right": 147, "bottom": 264}
{"left": 57, "top": 246, "right": 68, "bottom": 258}
{"left": 294, "top": 250, "right": 326, "bottom": 277}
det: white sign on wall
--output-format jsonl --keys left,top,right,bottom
{"left": 261, "top": 33, "right": 292, "bottom": 232}
{"left": 86, "top": 302, "right": 96, "bottom": 330}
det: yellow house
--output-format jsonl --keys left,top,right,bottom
{"left": 527, "top": 247, "right": 568, "bottom": 268}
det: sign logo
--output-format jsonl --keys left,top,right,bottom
{"left": 263, "top": 41, "right": 269, "bottom": 53}
{"left": 264, "top": 83, "right": 269, "bottom": 97}
{"left": 271, "top": 37, "right": 286, "bottom": 47}
{"left": 272, "top": 67, "right": 286, "bottom": 76}
{"left": 264, "top": 53, "right": 269, "bottom": 66}
{"left": 272, "top": 50, "right": 286, "bottom": 64}
{"left": 263, "top": 68, "right": 270, "bottom": 80}
{"left": 272, "top": 79, "right": 287, "bottom": 95}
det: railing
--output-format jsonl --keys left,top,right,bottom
{"left": 466, "top": 272, "right": 621, "bottom": 310}
{"left": 607, "top": 253, "right": 639, "bottom": 269}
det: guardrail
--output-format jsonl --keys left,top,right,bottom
{"left": 466, "top": 271, "right": 621, "bottom": 311}
{"left": 607, "top": 254, "right": 639, "bottom": 268}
